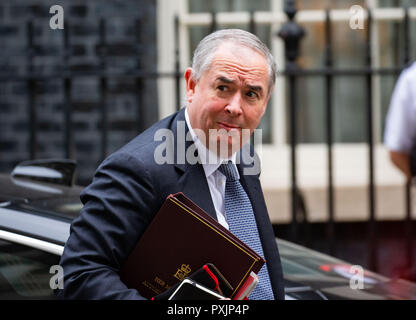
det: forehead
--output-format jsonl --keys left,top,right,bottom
{"left": 205, "top": 42, "right": 269, "bottom": 85}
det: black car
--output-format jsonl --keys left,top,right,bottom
{"left": 1, "top": 159, "right": 415, "bottom": 300}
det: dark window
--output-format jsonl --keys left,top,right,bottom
{"left": 0, "top": 239, "right": 60, "bottom": 299}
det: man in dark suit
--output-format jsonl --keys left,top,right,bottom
{"left": 58, "top": 29, "right": 284, "bottom": 300}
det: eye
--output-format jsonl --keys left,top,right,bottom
{"left": 217, "top": 85, "right": 228, "bottom": 92}
{"left": 246, "top": 91, "right": 259, "bottom": 99}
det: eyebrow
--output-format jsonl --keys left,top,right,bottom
{"left": 216, "top": 76, "right": 264, "bottom": 94}
{"left": 217, "top": 76, "right": 234, "bottom": 84}
{"left": 247, "top": 84, "right": 263, "bottom": 93}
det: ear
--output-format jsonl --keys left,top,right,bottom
{"left": 184, "top": 68, "right": 196, "bottom": 104}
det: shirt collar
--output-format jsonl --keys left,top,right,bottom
{"left": 184, "top": 107, "right": 238, "bottom": 178}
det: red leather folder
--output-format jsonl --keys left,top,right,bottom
{"left": 120, "top": 192, "right": 265, "bottom": 299}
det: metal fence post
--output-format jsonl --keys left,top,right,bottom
{"left": 174, "top": 15, "right": 181, "bottom": 111}
{"left": 135, "top": 19, "right": 145, "bottom": 134}
{"left": 27, "top": 21, "right": 37, "bottom": 160}
{"left": 277, "top": 0, "right": 305, "bottom": 243}
{"left": 324, "top": 9, "right": 335, "bottom": 256}
{"left": 63, "top": 21, "right": 73, "bottom": 159}
{"left": 99, "top": 19, "right": 108, "bottom": 161}
{"left": 365, "top": 9, "right": 377, "bottom": 272}
{"left": 403, "top": 3, "right": 413, "bottom": 277}
{"left": 210, "top": 10, "right": 217, "bottom": 33}
{"left": 249, "top": 10, "right": 255, "bottom": 35}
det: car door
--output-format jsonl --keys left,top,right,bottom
{"left": 0, "top": 238, "right": 61, "bottom": 299}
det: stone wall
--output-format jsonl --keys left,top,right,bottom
{"left": 0, "top": 0, "right": 158, "bottom": 185}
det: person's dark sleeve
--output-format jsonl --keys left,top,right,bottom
{"left": 57, "top": 152, "right": 159, "bottom": 299}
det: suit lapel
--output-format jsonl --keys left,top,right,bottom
{"left": 177, "top": 163, "right": 217, "bottom": 221}
{"left": 172, "top": 109, "right": 217, "bottom": 221}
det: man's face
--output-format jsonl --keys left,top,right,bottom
{"left": 185, "top": 41, "right": 271, "bottom": 158}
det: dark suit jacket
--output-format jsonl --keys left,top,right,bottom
{"left": 58, "top": 108, "right": 284, "bottom": 300}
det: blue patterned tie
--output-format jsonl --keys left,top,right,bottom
{"left": 218, "top": 161, "right": 275, "bottom": 300}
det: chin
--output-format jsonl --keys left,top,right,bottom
{"left": 214, "top": 137, "right": 241, "bottom": 158}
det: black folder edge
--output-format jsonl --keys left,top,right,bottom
{"left": 167, "top": 278, "right": 225, "bottom": 300}
{"left": 151, "top": 263, "right": 233, "bottom": 300}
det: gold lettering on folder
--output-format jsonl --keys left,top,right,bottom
{"left": 173, "top": 264, "right": 191, "bottom": 281}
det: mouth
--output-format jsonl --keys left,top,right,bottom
{"left": 217, "top": 121, "right": 241, "bottom": 131}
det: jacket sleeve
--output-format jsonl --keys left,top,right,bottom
{"left": 57, "top": 151, "right": 159, "bottom": 299}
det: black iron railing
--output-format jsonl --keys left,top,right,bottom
{"left": 0, "top": 19, "right": 178, "bottom": 162}
{"left": 277, "top": 0, "right": 413, "bottom": 273}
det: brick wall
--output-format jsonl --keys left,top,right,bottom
{"left": 0, "top": 0, "right": 159, "bottom": 185}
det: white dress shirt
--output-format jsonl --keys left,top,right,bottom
{"left": 384, "top": 61, "right": 416, "bottom": 153}
{"left": 184, "top": 108, "right": 240, "bottom": 230}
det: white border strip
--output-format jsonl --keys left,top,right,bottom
{"left": 0, "top": 230, "right": 64, "bottom": 256}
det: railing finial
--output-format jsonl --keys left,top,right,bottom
{"left": 277, "top": 0, "right": 305, "bottom": 66}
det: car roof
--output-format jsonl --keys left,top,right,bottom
{"left": 0, "top": 173, "right": 84, "bottom": 220}
{"left": 0, "top": 174, "right": 83, "bottom": 203}
{"left": 0, "top": 172, "right": 83, "bottom": 248}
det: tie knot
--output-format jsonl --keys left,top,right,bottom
{"left": 218, "top": 161, "right": 239, "bottom": 181}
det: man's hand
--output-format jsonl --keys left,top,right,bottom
{"left": 389, "top": 150, "right": 412, "bottom": 181}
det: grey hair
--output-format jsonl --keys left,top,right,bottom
{"left": 191, "top": 29, "right": 277, "bottom": 94}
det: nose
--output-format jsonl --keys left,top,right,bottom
{"left": 225, "top": 92, "right": 243, "bottom": 116}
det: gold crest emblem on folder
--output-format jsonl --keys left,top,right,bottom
{"left": 173, "top": 264, "right": 191, "bottom": 281}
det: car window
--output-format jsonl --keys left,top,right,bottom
{"left": 18, "top": 196, "right": 83, "bottom": 220}
{"left": 281, "top": 257, "right": 323, "bottom": 276}
{"left": 0, "top": 239, "right": 60, "bottom": 299}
